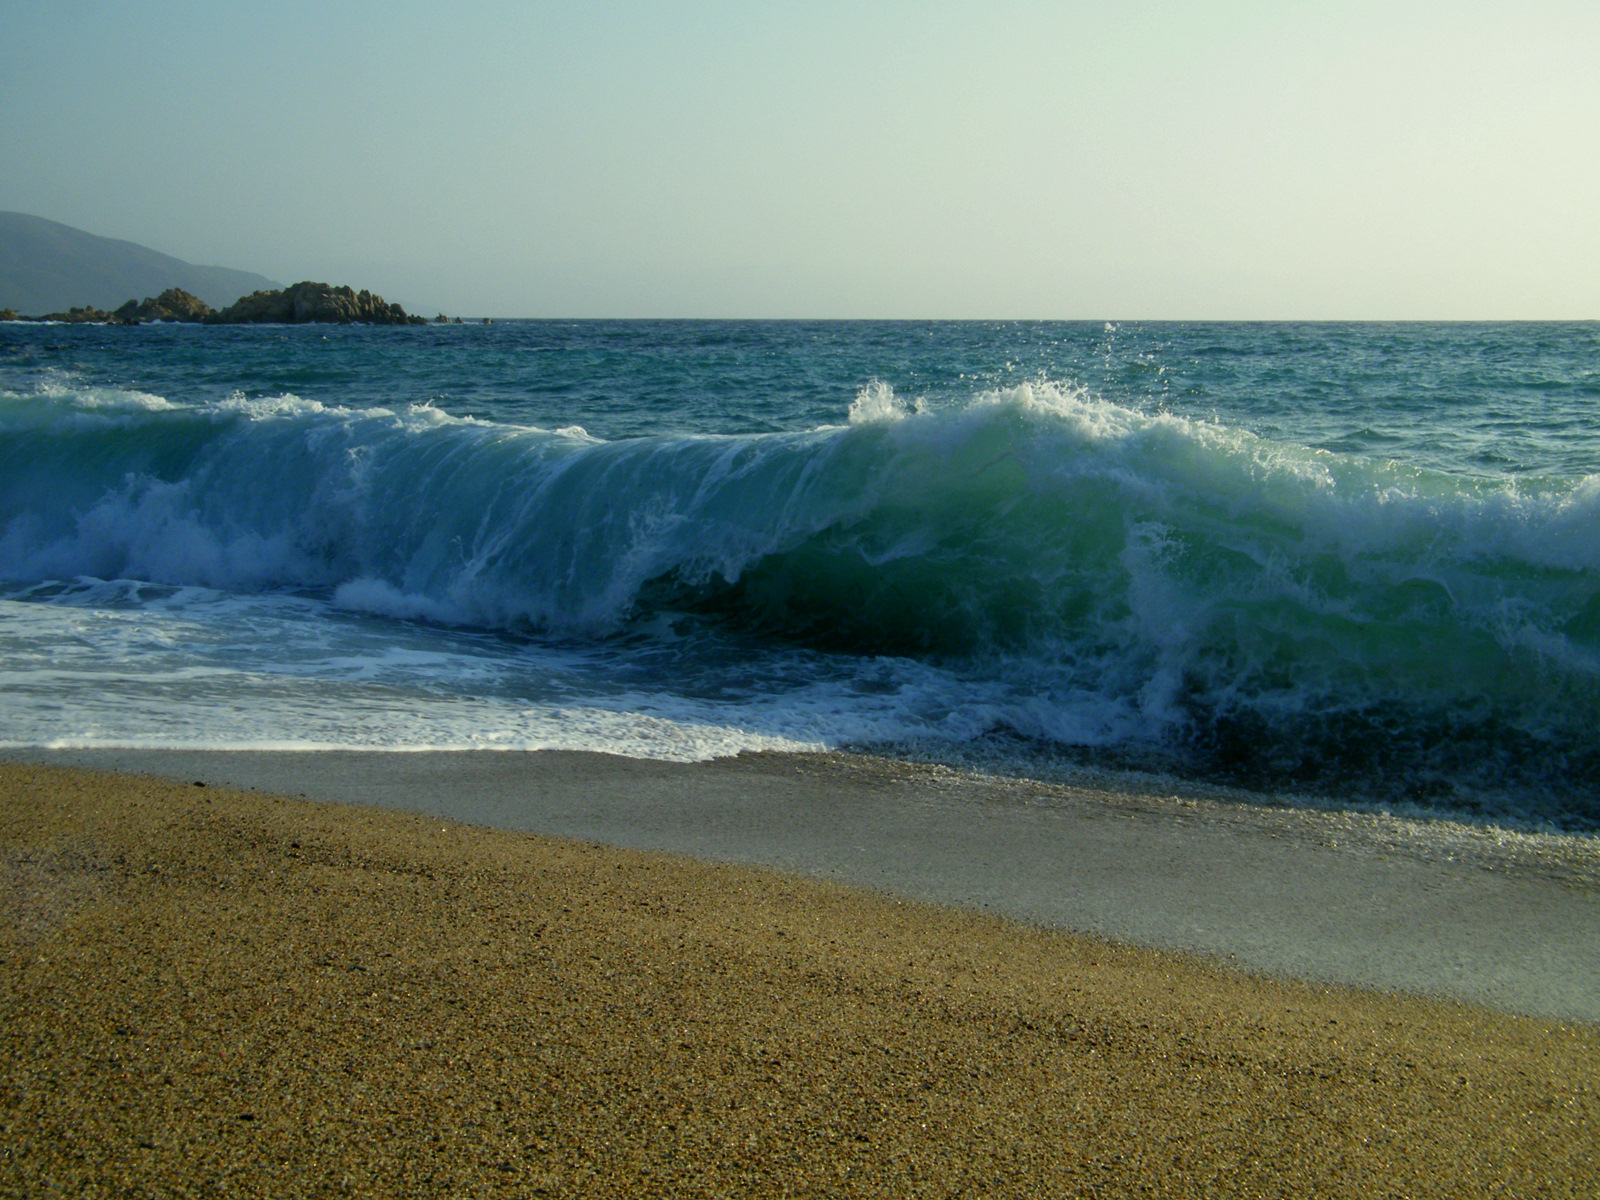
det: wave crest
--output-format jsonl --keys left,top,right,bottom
{"left": 4, "top": 380, "right": 1598, "bottom": 815}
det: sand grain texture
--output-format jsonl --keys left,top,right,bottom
{"left": 2, "top": 763, "right": 1596, "bottom": 1197}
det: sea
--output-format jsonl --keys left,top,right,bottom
{"left": 2, "top": 319, "right": 1597, "bottom": 832}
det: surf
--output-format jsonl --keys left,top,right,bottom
{"left": 3, "top": 376, "right": 1598, "bottom": 824}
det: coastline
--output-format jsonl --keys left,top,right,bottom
{"left": 3, "top": 757, "right": 1596, "bottom": 1195}
{"left": 8, "top": 746, "right": 1599, "bottom": 1021}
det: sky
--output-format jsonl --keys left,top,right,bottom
{"left": 2, "top": 1, "right": 1596, "bottom": 318}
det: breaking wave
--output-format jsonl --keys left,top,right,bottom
{"left": 4, "top": 379, "right": 1599, "bottom": 822}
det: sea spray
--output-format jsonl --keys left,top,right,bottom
{"left": 3, "top": 320, "right": 1598, "bottom": 827}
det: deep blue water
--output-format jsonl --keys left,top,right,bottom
{"left": 2, "top": 320, "right": 1598, "bottom": 829}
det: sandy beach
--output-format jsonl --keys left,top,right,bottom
{"left": 3, "top": 756, "right": 1597, "bottom": 1196}
{"left": 13, "top": 746, "right": 1600, "bottom": 1021}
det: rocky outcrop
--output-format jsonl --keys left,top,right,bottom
{"left": 8, "top": 280, "right": 429, "bottom": 325}
{"left": 25, "top": 288, "right": 210, "bottom": 324}
{"left": 35, "top": 305, "right": 126, "bottom": 324}
{"left": 113, "top": 287, "right": 212, "bottom": 323}
{"left": 207, "top": 281, "right": 427, "bottom": 325}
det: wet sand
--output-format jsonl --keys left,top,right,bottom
{"left": 12, "top": 746, "right": 1600, "bottom": 1021}
{"left": 3, "top": 758, "right": 1597, "bottom": 1196}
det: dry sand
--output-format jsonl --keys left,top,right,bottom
{"left": 16, "top": 746, "right": 1600, "bottom": 1022}
{"left": 2, "top": 761, "right": 1597, "bottom": 1197}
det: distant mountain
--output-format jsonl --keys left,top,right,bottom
{"left": 0, "top": 212, "right": 280, "bottom": 314}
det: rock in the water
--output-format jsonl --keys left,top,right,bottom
{"left": 208, "top": 281, "right": 426, "bottom": 325}
{"left": 113, "top": 288, "right": 213, "bottom": 323}
{"left": 36, "top": 305, "right": 122, "bottom": 323}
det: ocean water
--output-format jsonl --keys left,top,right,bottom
{"left": 2, "top": 319, "right": 1597, "bottom": 830}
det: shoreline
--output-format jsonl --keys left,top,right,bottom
{"left": 3, "top": 757, "right": 1596, "bottom": 1195}
{"left": 7, "top": 745, "right": 1599, "bottom": 1022}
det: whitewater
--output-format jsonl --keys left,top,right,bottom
{"left": 2, "top": 320, "right": 1597, "bottom": 830}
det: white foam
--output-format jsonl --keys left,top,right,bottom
{"left": 332, "top": 577, "right": 461, "bottom": 624}
{"left": 3, "top": 379, "right": 1598, "bottom": 819}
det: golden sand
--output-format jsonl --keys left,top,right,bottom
{"left": 2, "top": 762, "right": 1595, "bottom": 1196}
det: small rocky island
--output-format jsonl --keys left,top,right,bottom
{"left": 2, "top": 281, "right": 432, "bottom": 325}
{"left": 209, "top": 281, "right": 427, "bottom": 324}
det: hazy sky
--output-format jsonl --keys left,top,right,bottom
{"left": 3, "top": 1, "right": 1596, "bottom": 317}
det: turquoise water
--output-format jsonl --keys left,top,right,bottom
{"left": 2, "top": 320, "right": 1598, "bottom": 829}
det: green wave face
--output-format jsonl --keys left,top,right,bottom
{"left": 3, "top": 380, "right": 1599, "bottom": 821}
